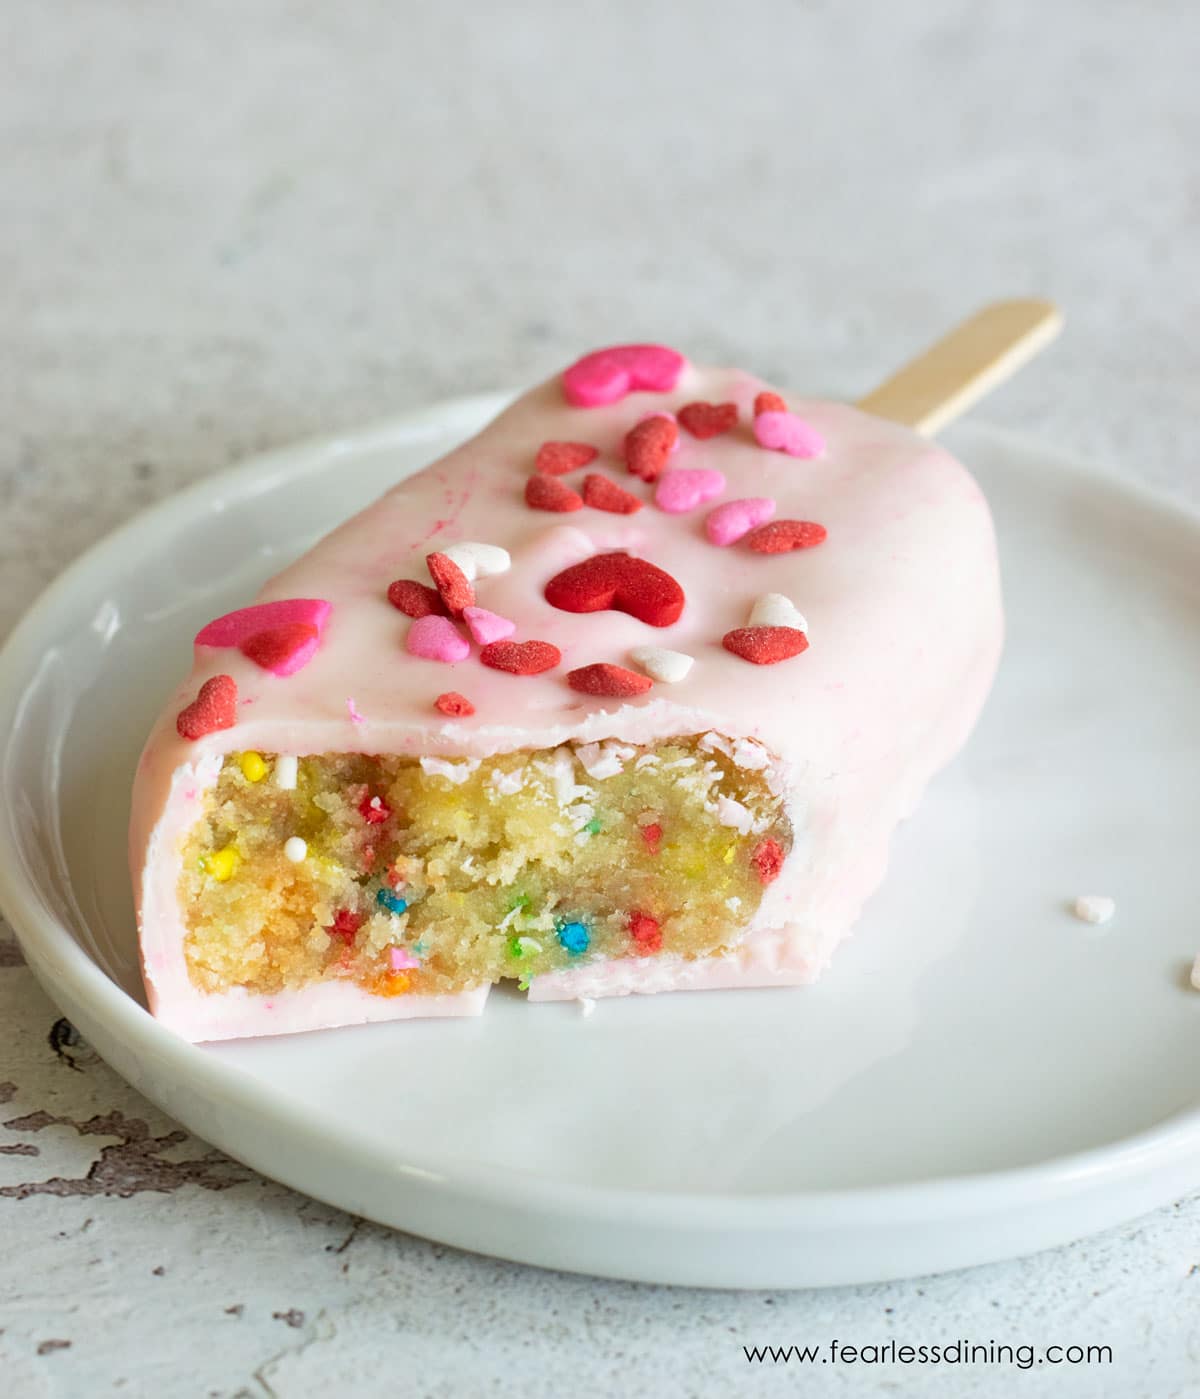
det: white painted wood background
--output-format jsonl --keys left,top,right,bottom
{"left": 2, "top": 2, "right": 1198, "bottom": 1394}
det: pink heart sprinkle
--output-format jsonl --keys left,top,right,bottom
{"left": 462, "top": 605, "right": 516, "bottom": 646}
{"left": 655, "top": 468, "right": 727, "bottom": 515}
{"left": 705, "top": 497, "right": 778, "bottom": 546}
{"left": 195, "top": 599, "right": 331, "bottom": 648}
{"left": 406, "top": 615, "right": 470, "bottom": 663}
{"left": 753, "top": 410, "right": 825, "bottom": 459}
{"left": 562, "top": 344, "right": 686, "bottom": 408}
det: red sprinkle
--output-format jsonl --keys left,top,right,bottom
{"left": 566, "top": 663, "right": 654, "bottom": 698}
{"left": 387, "top": 579, "right": 446, "bottom": 618}
{"left": 435, "top": 691, "right": 476, "bottom": 717}
{"left": 640, "top": 822, "right": 663, "bottom": 855}
{"left": 361, "top": 844, "right": 377, "bottom": 873}
{"left": 327, "top": 909, "right": 365, "bottom": 945}
{"left": 176, "top": 674, "right": 238, "bottom": 741}
{"left": 535, "top": 441, "right": 598, "bottom": 475}
{"left": 722, "top": 626, "right": 810, "bottom": 665}
{"left": 480, "top": 639, "right": 562, "bottom": 676}
{"left": 623, "top": 416, "right": 678, "bottom": 482}
{"left": 544, "top": 552, "right": 685, "bottom": 628}
{"left": 239, "top": 622, "right": 318, "bottom": 672}
{"left": 745, "top": 519, "right": 828, "bottom": 553}
{"left": 628, "top": 910, "right": 663, "bottom": 953}
{"left": 752, "top": 838, "right": 785, "bottom": 886}
{"left": 754, "top": 391, "right": 787, "bottom": 416}
{"left": 426, "top": 552, "right": 475, "bottom": 618}
{"left": 359, "top": 792, "right": 392, "bottom": 825}
{"left": 582, "top": 473, "right": 643, "bottom": 515}
{"left": 525, "top": 473, "right": 584, "bottom": 513}
{"left": 677, "top": 401, "right": 738, "bottom": 439}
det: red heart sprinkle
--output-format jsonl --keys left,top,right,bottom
{"left": 327, "top": 908, "right": 365, "bottom": 945}
{"left": 535, "top": 441, "right": 598, "bottom": 475}
{"left": 387, "top": 579, "right": 446, "bottom": 618}
{"left": 624, "top": 416, "right": 678, "bottom": 482}
{"left": 426, "top": 552, "right": 475, "bottom": 619}
{"left": 722, "top": 626, "right": 809, "bottom": 665}
{"left": 239, "top": 622, "right": 318, "bottom": 672}
{"left": 754, "top": 391, "right": 787, "bottom": 416}
{"left": 628, "top": 910, "right": 663, "bottom": 953}
{"left": 582, "top": 473, "right": 643, "bottom": 515}
{"left": 480, "top": 639, "right": 562, "bottom": 676}
{"left": 752, "top": 838, "right": 785, "bottom": 886}
{"left": 544, "top": 553, "right": 685, "bottom": 627}
{"left": 677, "top": 401, "right": 739, "bottom": 439}
{"left": 745, "top": 519, "right": 828, "bottom": 553}
{"left": 566, "top": 663, "right": 654, "bottom": 697}
{"left": 176, "top": 674, "right": 238, "bottom": 740}
{"left": 435, "top": 691, "right": 475, "bottom": 717}
{"left": 640, "top": 822, "right": 663, "bottom": 855}
{"left": 525, "top": 473, "right": 584, "bottom": 513}
{"left": 358, "top": 792, "right": 392, "bottom": 825}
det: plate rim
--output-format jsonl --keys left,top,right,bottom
{"left": 2, "top": 398, "right": 1200, "bottom": 1243}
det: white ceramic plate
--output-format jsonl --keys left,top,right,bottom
{"left": 2, "top": 396, "right": 1199, "bottom": 1289}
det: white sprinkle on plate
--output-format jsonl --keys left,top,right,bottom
{"left": 1072, "top": 894, "right": 1115, "bottom": 925}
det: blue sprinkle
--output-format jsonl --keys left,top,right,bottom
{"left": 376, "top": 888, "right": 408, "bottom": 916}
{"left": 557, "top": 920, "right": 590, "bottom": 955}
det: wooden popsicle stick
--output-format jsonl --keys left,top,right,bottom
{"left": 855, "top": 299, "right": 1063, "bottom": 436}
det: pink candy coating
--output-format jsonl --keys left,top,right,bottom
{"left": 462, "top": 606, "right": 517, "bottom": 646}
{"left": 705, "top": 497, "right": 777, "bottom": 546}
{"left": 195, "top": 599, "right": 331, "bottom": 649}
{"left": 562, "top": 344, "right": 686, "bottom": 408}
{"left": 406, "top": 615, "right": 469, "bottom": 663}
{"left": 655, "top": 468, "right": 727, "bottom": 515}
{"left": 753, "top": 411, "right": 825, "bottom": 459}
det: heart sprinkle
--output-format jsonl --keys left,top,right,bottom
{"left": 748, "top": 592, "right": 808, "bottom": 633}
{"left": 176, "top": 674, "right": 238, "bottom": 740}
{"left": 753, "top": 410, "right": 825, "bottom": 459}
{"left": 567, "top": 663, "right": 654, "bottom": 698}
{"left": 655, "top": 467, "right": 727, "bottom": 515}
{"left": 753, "top": 391, "right": 787, "bottom": 416}
{"left": 628, "top": 645, "right": 694, "bottom": 684}
{"left": 435, "top": 691, "right": 476, "bottom": 717}
{"left": 406, "top": 615, "right": 470, "bottom": 663}
{"left": 705, "top": 496, "right": 776, "bottom": 545}
{"left": 745, "top": 519, "right": 828, "bottom": 553}
{"left": 623, "top": 416, "right": 678, "bottom": 482}
{"left": 752, "top": 837, "right": 785, "bottom": 885}
{"left": 562, "top": 344, "right": 686, "bottom": 408}
{"left": 722, "top": 626, "right": 810, "bottom": 665}
{"left": 480, "top": 639, "right": 562, "bottom": 675}
{"left": 386, "top": 579, "right": 446, "bottom": 618}
{"left": 239, "top": 622, "right": 319, "bottom": 676}
{"left": 677, "top": 401, "right": 738, "bottom": 439}
{"left": 535, "top": 441, "right": 598, "bottom": 475}
{"left": 544, "top": 553, "right": 685, "bottom": 628}
{"left": 582, "top": 473, "right": 643, "bottom": 514}
{"left": 525, "top": 473, "right": 584, "bottom": 513}
{"left": 195, "top": 599, "right": 331, "bottom": 649}
{"left": 426, "top": 552, "right": 476, "bottom": 618}
{"left": 462, "top": 605, "right": 517, "bottom": 646}
{"left": 439, "top": 541, "right": 511, "bottom": 582}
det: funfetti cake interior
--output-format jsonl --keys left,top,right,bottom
{"left": 129, "top": 343, "right": 1003, "bottom": 1042}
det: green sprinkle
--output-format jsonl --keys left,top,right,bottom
{"left": 508, "top": 936, "right": 525, "bottom": 960}
{"left": 517, "top": 973, "right": 533, "bottom": 992}
{"left": 413, "top": 940, "right": 428, "bottom": 956}
{"left": 584, "top": 817, "right": 603, "bottom": 836}
{"left": 506, "top": 891, "right": 531, "bottom": 912}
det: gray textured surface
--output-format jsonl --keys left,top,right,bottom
{"left": 2, "top": 2, "right": 1198, "bottom": 1395}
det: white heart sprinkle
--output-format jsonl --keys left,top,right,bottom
{"left": 283, "top": 836, "right": 307, "bottom": 863}
{"left": 441, "top": 541, "right": 511, "bottom": 582}
{"left": 628, "top": 646, "right": 694, "bottom": 684}
{"left": 749, "top": 592, "right": 808, "bottom": 633}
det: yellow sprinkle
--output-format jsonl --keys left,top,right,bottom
{"left": 203, "top": 846, "right": 239, "bottom": 882}
{"left": 722, "top": 843, "right": 736, "bottom": 865}
{"left": 239, "top": 751, "right": 268, "bottom": 783}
